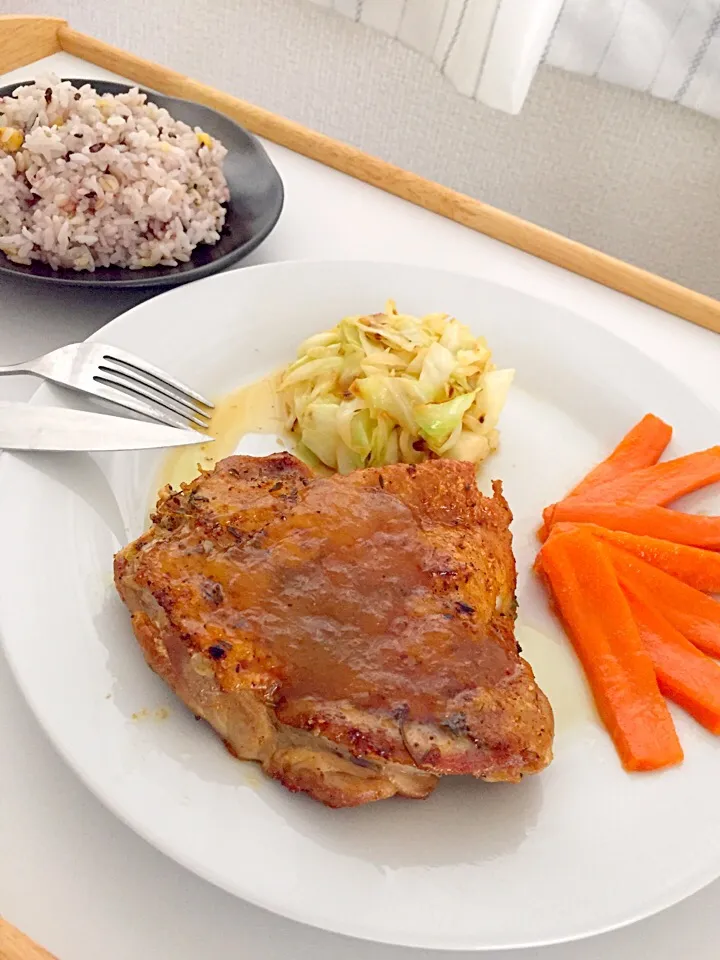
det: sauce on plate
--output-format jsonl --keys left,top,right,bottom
{"left": 516, "top": 623, "right": 595, "bottom": 734}
{"left": 156, "top": 372, "right": 284, "bottom": 494}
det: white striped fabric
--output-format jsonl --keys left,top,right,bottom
{"left": 307, "top": 0, "right": 720, "bottom": 117}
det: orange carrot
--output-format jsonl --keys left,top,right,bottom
{"left": 539, "top": 527, "right": 683, "bottom": 771}
{"left": 570, "top": 414, "right": 673, "bottom": 497}
{"left": 580, "top": 447, "right": 720, "bottom": 506}
{"left": 539, "top": 414, "right": 672, "bottom": 538}
{"left": 549, "top": 522, "right": 720, "bottom": 593}
{"left": 608, "top": 545, "right": 720, "bottom": 658}
{"left": 547, "top": 500, "right": 720, "bottom": 549}
{"left": 626, "top": 593, "right": 720, "bottom": 734}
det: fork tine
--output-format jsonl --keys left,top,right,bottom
{"left": 90, "top": 379, "right": 202, "bottom": 430}
{"left": 94, "top": 374, "right": 210, "bottom": 429}
{"left": 99, "top": 345, "right": 214, "bottom": 409}
{"left": 93, "top": 374, "right": 210, "bottom": 429}
{"left": 98, "top": 363, "right": 212, "bottom": 421}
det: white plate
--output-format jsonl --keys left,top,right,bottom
{"left": 1, "top": 261, "right": 720, "bottom": 951}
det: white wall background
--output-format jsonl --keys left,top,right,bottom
{"left": 6, "top": 0, "right": 720, "bottom": 297}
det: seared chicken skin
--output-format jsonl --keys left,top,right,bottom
{"left": 114, "top": 454, "right": 553, "bottom": 807}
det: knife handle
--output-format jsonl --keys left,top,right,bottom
{"left": 0, "top": 918, "right": 58, "bottom": 960}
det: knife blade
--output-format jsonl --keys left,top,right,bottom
{"left": 0, "top": 403, "right": 214, "bottom": 452}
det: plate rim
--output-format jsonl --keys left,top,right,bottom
{"left": 1, "top": 258, "right": 720, "bottom": 950}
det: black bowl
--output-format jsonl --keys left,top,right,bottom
{"left": 0, "top": 78, "right": 284, "bottom": 288}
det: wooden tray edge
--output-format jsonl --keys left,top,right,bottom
{"left": 0, "top": 15, "right": 64, "bottom": 74}
{"left": 0, "top": 917, "right": 58, "bottom": 960}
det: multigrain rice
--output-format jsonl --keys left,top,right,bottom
{"left": 0, "top": 76, "right": 229, "bottom": 271}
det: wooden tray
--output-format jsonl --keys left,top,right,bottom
{"left": 0, "top": 917, "right": 57, "bottom": 960}
{"left": 1, "top": 14, "right": 719, "bottom": 334}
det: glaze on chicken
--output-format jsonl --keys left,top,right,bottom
{"left": 114, "top": 454, "right": 553, "bottom": 807}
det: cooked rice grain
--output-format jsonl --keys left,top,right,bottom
{"left": 0, "top": 76, "right": 229, "bottom": 271}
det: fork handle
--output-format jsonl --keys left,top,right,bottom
{"left": 0, "top": 362, "right": 37, "bottom": 376}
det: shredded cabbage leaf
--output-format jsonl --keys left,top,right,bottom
{"left": 279, "top": 301, "right": 513, "bottom": 473}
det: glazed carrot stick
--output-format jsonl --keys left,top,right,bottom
{"left": 579, "top": 447, "right": 720, "bottom": 506}
{"left": 626, "top": 593, "right": 720, "bottom": 734}
{"left": 569, "top": 414, "right": 673, "bottom": 498}
{"left": 539, "top": 414, "right": 672, "bottom": 538}
{"left": 608, "top": 545, "right": 720, "bottom": 658}
{"left": 548, "top": 522, "right": 720, "bottom": 593}
{"left": 547, "top": 500, "right": 720, "bottom": 549}
{"left": 539, "top": 527, "right": 683, "bottom": 771}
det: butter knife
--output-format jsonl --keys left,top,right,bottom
{"left": 0, "top": 403, "right": 214, "bottom": 452}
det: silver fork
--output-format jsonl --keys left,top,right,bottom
{"left": 0, "top": 342, "right": 214, "bottom": 430}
